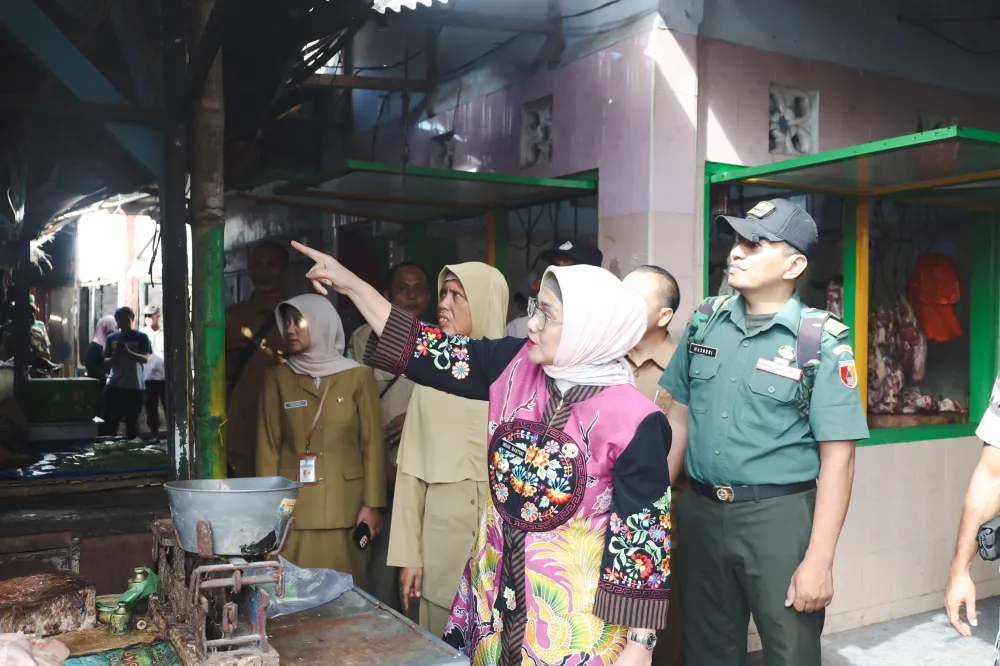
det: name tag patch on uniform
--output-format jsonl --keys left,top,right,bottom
{"left": 839, "top": 360, "right": 858, "bottom": 388}
{"left": 756, "top": 358, "right": 803, "bottom": 381}
{"left": 689, "top": 342, "right": 718, "bottom": 358}
{"left": 284, "top": 400, "right": 308, "bottom": 410}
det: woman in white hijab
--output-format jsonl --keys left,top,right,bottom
{"left": 256, "top": 294, "right": 386, "bottom": 589}
{"left": 291, "top": 242, "right": 680, "bottom": 666}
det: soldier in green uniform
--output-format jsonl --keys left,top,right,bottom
{"left": 658, "top": 198, "right": 868, "bottom": 665}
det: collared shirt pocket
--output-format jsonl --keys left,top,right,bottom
{"left": 741, "top": 370, "right": 800, "bottom": 434}
{"left": 687, "top": 355, "right": 720, "bottom": 414}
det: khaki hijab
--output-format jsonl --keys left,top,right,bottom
{"left": 396, "top": 262, "right": 509, "bottom": 483}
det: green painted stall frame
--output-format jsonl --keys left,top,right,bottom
{"left": 26, "top": 377, "right": 102, "bottom": 424}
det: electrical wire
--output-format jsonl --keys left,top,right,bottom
{"left": 441, "top": 34, "right": 519, "bottom": 79}
{"left": 898, "top": 17, "right": 1000, "bottom": 55}
{"left": 562, "top": 0, "right": 624, "bottom": 20}
{"left": 371, "top": 91, "right": 395, "bottom": 160}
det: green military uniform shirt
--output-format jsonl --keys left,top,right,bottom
{"left": 659, "top": 293, "right": 869, "bottom": 486}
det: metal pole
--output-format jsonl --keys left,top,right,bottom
{"left": 13, "top": 241, "right": 31, "bottom": 400}
{"left": 161, "top": 0, "right": 192, "bottom": 480}
{"left": 190, "top": 0, "right": 227, "bottom": 479}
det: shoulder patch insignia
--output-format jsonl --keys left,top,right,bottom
{"left": 839, "top": 360, "right": 858, "bottom": 388}
{"left": 823, "top": 318, "right": 849, "bottom": 338}
{"left": 833, "top": 344, "right": 853, "bottom": 356}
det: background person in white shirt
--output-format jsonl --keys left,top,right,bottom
{"left": 504, "top": 239, "right": 603, "bottom": 338}
{"left": 141, "top": 304, "right": 166, "bottom": 437}
{"left": 945, "top": 377, "right": 1000, "bottom": 636}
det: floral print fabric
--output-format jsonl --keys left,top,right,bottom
{"left": 412, "top": 323, "right": 471, "bottom": 380}
{"left": 442, "top": 348, "right": 672, "bottom": 665}
{"left": 602, "top": 491, "right": 672, "bottom": 591}
{"left": 488, "top": 420, "right": 587, "bottom": 532}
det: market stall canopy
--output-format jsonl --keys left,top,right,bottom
{"left": 710, "top": 126, "right": 1000, "bottom": 199}
{"left": 237, "top": 159, "right": 597, "bottom": 223}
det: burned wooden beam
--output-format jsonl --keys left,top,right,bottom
{"left": 185, "top": 0, "right": 236, "bottom": 110}
{"left": 305, "top": 74, "right": 431, "bottom": 93}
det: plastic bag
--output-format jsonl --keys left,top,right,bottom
{"left": 64, "top": 640, "right": 181, "bottom": 666}
{"left": 263, "top": 556, "right": 353, "bottom": 619}
{"left": 0, "top": 633, "right": 69, "bottom": 666}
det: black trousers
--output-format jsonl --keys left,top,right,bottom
{"left": 101, "top": 387, "right": 144, "bottom": 438}
{"left": 677, "top": 487, "right": 824, "bottom": 666}
{"left": 144, "top": 380, "right": 166, "bottom": 434}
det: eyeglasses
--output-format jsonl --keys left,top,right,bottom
{"left": 527, "top": 297, "right": 562, "bottom": 331}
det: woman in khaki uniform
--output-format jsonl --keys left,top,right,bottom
{"left": 257, "top": 294, "right": 385, "bottom": 589}
{"left": 389, "top": 263, "right": 508, "bottom": 636}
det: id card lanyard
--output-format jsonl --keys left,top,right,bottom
{"left": 299, "top": 379, "right": 333, "bottom": 485}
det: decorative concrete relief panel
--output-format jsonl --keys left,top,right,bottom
{"left": 431, "top": 131, "right": 455, "bottom": 170}
{"left": 520, "top": 95, "right": 553, "bottom": 168}
{"left": 769, "top": 83, "right": 819, "bottom": 156}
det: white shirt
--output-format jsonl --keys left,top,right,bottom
{"left": 142, "top": 325, "right": 166, "bottom": 381}
{"left": 977, "top": 376, "right": 1000, "bottom": 447}
{"left": 506, "top": 316, "right": 529, "bottom": 339}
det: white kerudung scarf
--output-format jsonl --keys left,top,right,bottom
{"left": 540, "top": 264, "right": 647, "bottom": 388}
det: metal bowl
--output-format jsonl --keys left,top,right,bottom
{"left": 164, "top": 477, "right": 302, "bottom": 556}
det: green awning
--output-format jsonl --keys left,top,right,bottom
{"left": 710, "top": 127, "right": 1000, "bottom": 200}
{"left": 239, "top": 160, "right": 597, "bottom": 223}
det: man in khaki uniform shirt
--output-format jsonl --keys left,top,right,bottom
{"left": 225, "top": 241, "right": 290, "bottom": 477}
{"left": 349, "top": 262, "right": 430, "bottom": 613}
{"left": 623, "top": 265, "right": 683, "bottom": 666}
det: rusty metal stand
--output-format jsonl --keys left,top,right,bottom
{"left": 149, "top": 519, "right": 287, "bottom": 666}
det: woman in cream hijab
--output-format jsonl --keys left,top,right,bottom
{"left": 257, "top": 294, "right": 385, "bottom": 588}
{"left": 390, "top": 263, "right": 508, "bottom": 636}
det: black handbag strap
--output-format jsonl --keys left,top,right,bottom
{"left": 379, "top": 375, "right": 401, "bottom": 399}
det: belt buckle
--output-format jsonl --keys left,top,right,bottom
{"left": 713, "top": 485, "right": 735, "bottom": 503}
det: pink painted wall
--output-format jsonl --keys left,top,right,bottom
{"left": 700, "top": 37, "right": 1000, "bottom": 167}
{"left": 356, "top": 33, "right": 663, "bottom": 220}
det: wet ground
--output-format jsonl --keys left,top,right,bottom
{"left": 747, "top": 596, "right": 999, "bottom": 665}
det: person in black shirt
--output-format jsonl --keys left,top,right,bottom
{"left": 100, "top": 307, "right": 150, "bottom": 438}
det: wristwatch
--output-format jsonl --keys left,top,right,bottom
{"left": 627, "top": 630, "right": 657, "bottom": 650}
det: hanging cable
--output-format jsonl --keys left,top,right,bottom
{"left": 562, "top": 0, "right": 624, "bottom": 20}
{"left": 371, "top": 91, "right": 395, "bottom": 160}
{"left": 440, "top": 34, "right": 520, "bottom": 79}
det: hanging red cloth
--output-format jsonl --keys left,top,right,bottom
{"left": 908, "top": 253, "right": 963, "bottom": 343}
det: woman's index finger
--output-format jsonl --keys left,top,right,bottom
{"left": 290, "top": 240, "right": 326, "bottom": 262}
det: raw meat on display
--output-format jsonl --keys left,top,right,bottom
{"left": 867, "top": 299, "right": 962, "bottom": 416}
{"left": 826, "top": 281, "right": 843, "bottom": 319}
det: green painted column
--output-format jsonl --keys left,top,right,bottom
{"left": 190, "top": 0, "right": 226, "bottom": 479}
{"left": 191, "top": 224, "right": 227, "bottom": 479}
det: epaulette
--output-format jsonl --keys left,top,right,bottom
{"left": 822, "top": 316, "right": 849, "bottom": 338}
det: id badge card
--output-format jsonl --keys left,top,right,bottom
{"left": 298, "top": 453, "right": 318, "bottom": 485}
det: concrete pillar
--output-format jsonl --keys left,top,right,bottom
{"left": 597, "top": 17, "right": 702, "bottom": 336}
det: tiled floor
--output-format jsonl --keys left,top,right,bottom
{"left": 746, "top": 597, "right": 999, "bottom": 665}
